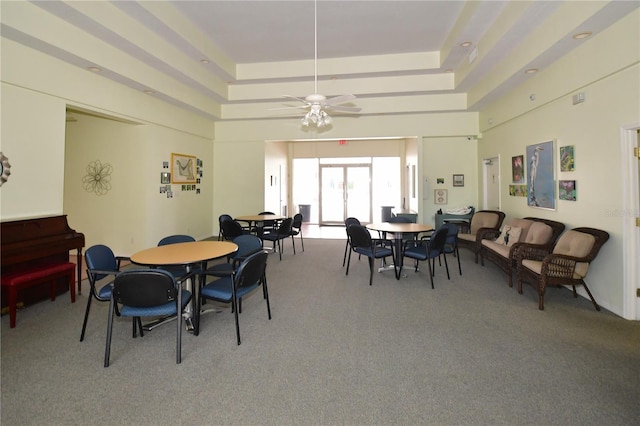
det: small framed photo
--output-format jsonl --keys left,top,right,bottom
{"left": 434, "top": 189, "right": 448, "bottom": 205}
{"left": 559, "top": 180, "right": 576, "bottom": 201}
{"left": 160, "top": 172, "right": 171, "bottom": 184}
{"left": 453, "top": 174, "right": 464, "bottom": 187}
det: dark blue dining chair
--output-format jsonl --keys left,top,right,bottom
{"left": 104, "top": 268, "right": 192, "bottom": 366}
{"left": 80, "top": 244, "right": 129, "bottom": 342}
{"left": 195, "top": 250, "right": 270, "bottom": 345}
{"left": 345, "top": 224, "right": 393, "bottom": 286}
{"left": 443, "top": 222, "right": 462, "bottom": 276}
{"left": 261, "top": 217, "right": 293, "bottom": 260}
{"left": 403, "top": 226, "right": 449, "bottom": 289}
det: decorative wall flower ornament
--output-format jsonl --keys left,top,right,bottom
{"left": 82, "top": 160, "right": 112, "bottom": 195}
{"left": 0, "top": 152, "right": 11, "bottom": 187}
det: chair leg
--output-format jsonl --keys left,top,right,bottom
{"left": 232, "top": 297, "right": 241, "bottom": 345}
{"left": 104, "top": 297, "right": 116, "bottom": 368}
{"left": 300, "top": 232, "right": 304, "bottom": 252}
{"left": 343, "top": 240, "right": 349, "bottom": 267}
{"left": 80, "top": 294, "right": 94, "bottom": 342}
{"left": 345, "top": 249, "right": 352, "bottom": 275}
{"left": 455, "top": 247, "right": 462, "bottom": 275}
{"left": 443, "top": 253, "right": 450, "bottom": 280}
{"left": 176, "top": 289, "right": 183, "bottom": 363}
{"left": 581, "top": 282, "right": 601, "bottom": 311}
{"left": 368, "top": 257, "right": 374, "bottom": 286}
{"left": 263, "top": 275, "right": 272, "bottom": 320}
{"left": 291, "top": 235, "right": 296, "bottom": 254}
{"left": 427, "top": 258, "right": 435, "bottom": 289}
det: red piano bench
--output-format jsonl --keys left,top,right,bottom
{"left": 1, "top": 262, "right": 76, "bottom": 328}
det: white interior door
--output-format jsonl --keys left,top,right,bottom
{"left": 483, "top": 156, "right": 500, "bottom": 210}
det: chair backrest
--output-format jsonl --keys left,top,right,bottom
{"left": 158, "top": 234, "right": 195, "bottom": 246}
{"left": 85, "top": 244, "right": 118, "bottom": 281}
{"left": 523, "top": 217, "right": 566, "bottom": 245}
{"left": 347, "top": 224, "right": 372, "bottom": 249}
{"left": 292, "top": 213, "right": 303, "bottom": 228}
{"left": 344, "top": 217, "right": 361, "bottom": 236}
{"left": 443, "top": 223, "right": 459, "bottom": 247}
{"left": 276, "top": 217, "right": 293, "bottom": 236}
{"left": 469, "top": 210, "right": 506, "bottom": 234}
{"left": 552, "top": 227, "right": 609, "bottom": 278}
{"left": 221, "top": 220, "right": 245, "bottom": 240}
{"left": 219, "top": 214, "right": 233, "bottom": 226}
{"left": 234, "top": 250, "right": 269, "bottom": 291}
{"left": 232, "top": 234, "right": 263, "bottom": 260}
{"left": 113, "top": 269, "right": 176, "bottom": 308}
{"left": 428, "top": 226, "right": 449, "bottom": 256}
{"left": 386, "top": 216, "right": 412, "bottom": 223}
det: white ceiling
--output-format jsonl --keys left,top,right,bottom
{"left": 4, "top": 1, "right": 637, "bottom": 122}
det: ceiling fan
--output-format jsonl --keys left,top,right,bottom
{"left": 274, "top": 0, "right": 361, "bottom": 127}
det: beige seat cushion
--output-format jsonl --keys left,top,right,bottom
{"left": 482, "top": 239, "right": 511, "bottom": 258}
{"left": 552, "top": 230, "right": 595, "bottom": 278}
{"left": 458, "top": 233, "right": 476, "bottom": 242}
{"left": 469, "top": 212, "right": 500, "bottom": 234}
{"left": 525, "top": 222, "right": 553, "bottom": 245}
{"left": 509, "top": 218, "right": 534, "bottom": 241}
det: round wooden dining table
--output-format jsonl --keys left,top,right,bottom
{"left": 130, "top": 241, "right": 238, "bottom": 327}
{"left": 366, "top": 222, "right": 433, "bottom": 279}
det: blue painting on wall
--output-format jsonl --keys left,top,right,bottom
{"left": 526, "top": 140, "right": 555, "bottom": 210}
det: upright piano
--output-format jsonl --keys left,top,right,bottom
{"left": 1, "top": 215, "right": 85, "bottom": 309}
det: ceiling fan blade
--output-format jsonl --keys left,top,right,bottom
{"left": 325, "top": 94, "right": 356, "bottom": 105}
{"left": 268, "top": 105, "right": 309, "bottom": 111}
{"left": 282, "top": 95, "right": 308, "bottom": 103}
{"left": 325, "top": 105, "right": 361, "bottom": 113}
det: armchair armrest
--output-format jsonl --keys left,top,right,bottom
{"left": 477, "top": 228, "right": 500, "bottom": 242}
{"left": 540, "top": 254, "right": 580, "bottom": 279}
{"left": 516, "top": 245, "right": 551, "bottom": 264}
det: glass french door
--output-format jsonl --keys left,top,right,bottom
{"left": 319, "top": 164, "right": 371, "bottom": 225}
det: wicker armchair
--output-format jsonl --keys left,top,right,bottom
{"left": 516, "top": 227, "right": 609, "bottom": 310}
{"left": 479, "top": 217, "right": 565, "bottom": 287}
{"left": 457, "top": 210, "right": 505, "bottom": 263}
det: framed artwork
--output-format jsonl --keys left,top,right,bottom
{"left": 559, "top": 180, "right": 576, "bottom": 201}
{"left": 526, "top": 140, "right": 555, "bottom": 210}
{"left": 160, "top": 172, "right": 171, "bottom": 184}
{"left": 171, "top": 153, "right": 197, "bottom": 184}
{"left": 560, "top": 145, "right": 575, "bottom": 171}
{"left": 512, "top": 155, "right": 524, "bottom": 183}
{"left": 434, "top": 189, "right": 448, "bottom": 205}
{"left": 453, "top": 174, "right": 464, "bottom": 187}
{"left": 509, "top": 184, "right": 527, "bottom": 197}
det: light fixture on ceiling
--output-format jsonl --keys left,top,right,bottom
{"left": 200, "top": 59, "right": 210, "bottom": 64}
{"left": 87, "top": 66, "right": 102, "bottom": 72}
{"left": 525, "top": 68, "right": 538, "bottom": 74}
{"left": 144, "top": 89, "right": 155, "bottom": 95}
{"left": 304, "top": 0, "right": 330, "bottom": 127}
{"left": 460, "top": 41, "right": 473, "bottom": 48}
{"left": 271, "top": 0, "right": 360, "bottom": 127}
{"left": 573, "top": 32, "right": 592, "bottom": 40}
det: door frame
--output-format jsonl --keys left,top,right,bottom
{"left": 318, "top": 163, "right": 372, "bottom": 225}
{"left": 620, "top": 123, "right": 640, "bottom": 320}
{"left": 482, "top": 156, "right": 501, "bottom": 210}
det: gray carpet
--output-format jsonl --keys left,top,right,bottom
{"left": 2, "top": 238, "right": 639, "bottom": 425}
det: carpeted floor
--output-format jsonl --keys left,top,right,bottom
{"left": 2, "top": 238, "right": 639, "bottom": 425}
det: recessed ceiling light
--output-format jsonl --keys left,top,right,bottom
{"left": 200, "top": 59, "right": 210, "bottom": 64}
{"left": 573, "top": 32, "right": 592, "bottom": 40}
{"left": 444, "top": 69, "right": 453, "bottom": 73}
{"left": 88, "top": 66, "right": 102, "bottom": 72}
{"left": 144, "top": 89, "right": 155, "bottom": 95}
{"left": 525, "top": 68, "right": 538, "bottom": 74}
{"left": 460, "top": 41, "right": 472, "bottom": 48}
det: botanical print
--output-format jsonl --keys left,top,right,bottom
{"left": 559, "top": 180, "right": 576, "bottom": 201}
{"left": 512, "top": 155, "right": 524, "bottom": 183}
{"left": 509, "top": 184, "right": 527, "bottom": 197}
{"left": 560, "top": 145, "right": 575, "bottom": 172}
{"left": 526, "top": 140, "right": 555, "bottom": 209}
